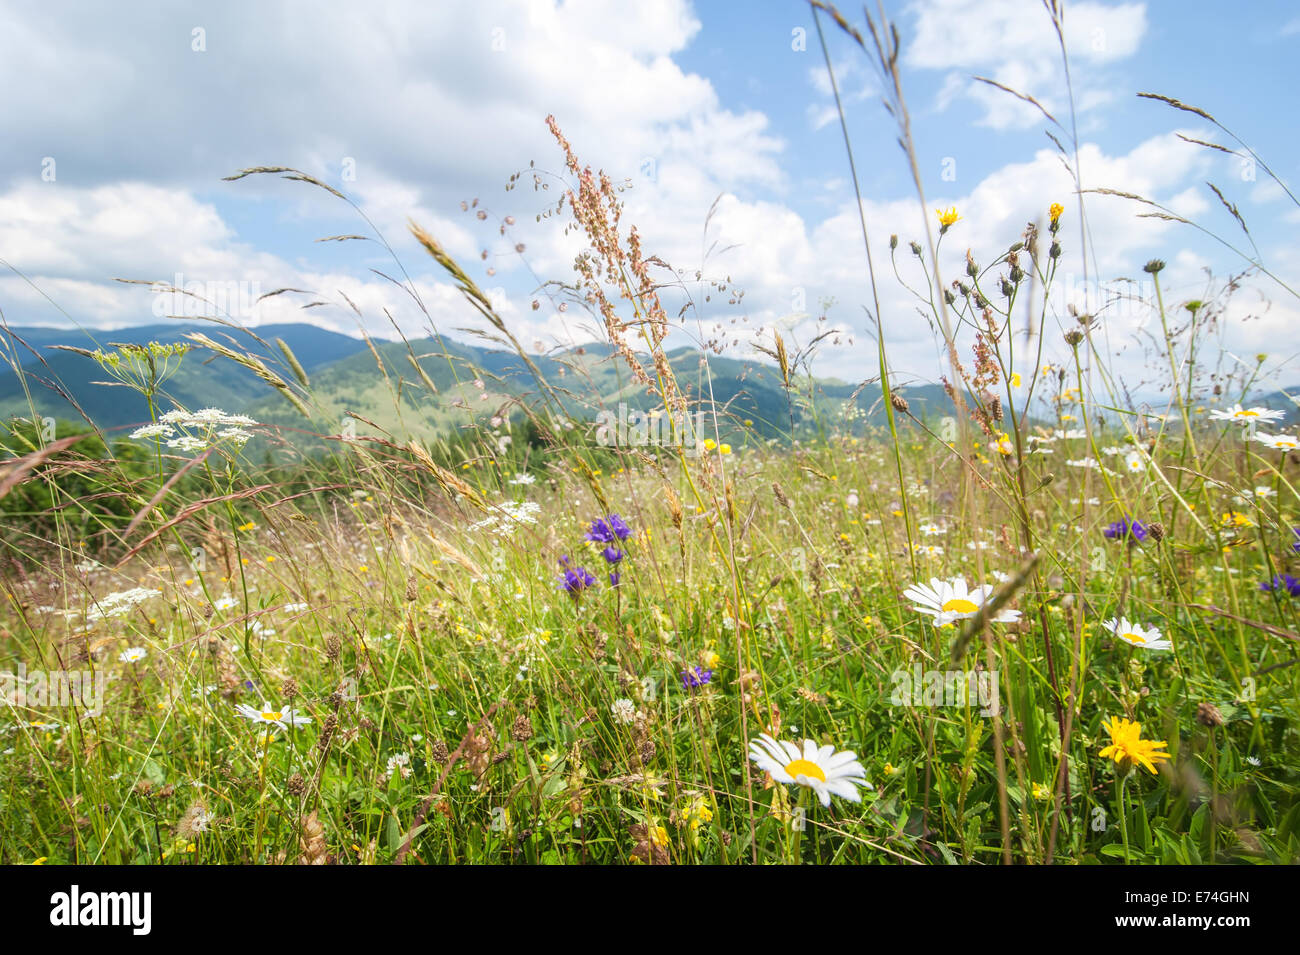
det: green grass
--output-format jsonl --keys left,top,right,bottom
{"left": 1, "top": 406, "right": 1298, "bottom": 864}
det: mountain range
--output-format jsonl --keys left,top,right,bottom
{"left": 1, "top": 322, "right": 1294, "bottom": 454}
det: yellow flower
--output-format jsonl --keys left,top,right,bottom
{"left": 650, "top": 824, "right": 670, "bottom": 848}
{"left": 1032, "top": 782, "right": 1051, "bottom": 801}
{"left": 719, "top": 443, "right": 732, "bottom": 455}
{"left": 681, "top": 795, "right": 713, "bottom": 831}
{"left": 936, "top": 206, "right": 960, "bottom": 229}
{"left": 703, "top": 438, "right": 717, "bottom": 452}
{"left": 990, "top": 432, "right": 1014, "bottom": 456}
{"left": 1098, "top": 716, "right": 1170, "bottom": 775}
{"left": 1049, "top": 202, "right": 1064, "bottom": 224}
{"left": 1010, "top": 372, "right": 1022, "bottom": 388}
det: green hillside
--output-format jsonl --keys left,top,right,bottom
{"left": 0, "top": 323, "right": 367, "bottom": 434}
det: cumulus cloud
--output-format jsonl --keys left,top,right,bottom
{"left": 904, "top": 0, "right": 1148, "bottom": 129}
{"left": 0, "top": 0, "right": 1291, "bottom": 404}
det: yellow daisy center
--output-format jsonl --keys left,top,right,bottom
{"left": 1122, "top": 632, "right": 1145, "bottom": 644}
{"left": 1235, "top": 410, "right": 1258, "bottom": 417}
{"left": 942, "top": 598, "right": 979, "bottom": 614}
{"left": 784, "top": 759, "right": 827, "bottom": 782}
{"left": 261, "top": 711, "right": 283, "bottom": 722}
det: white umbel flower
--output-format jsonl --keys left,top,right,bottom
{"left": 748, "top": 734, "right": 870, "bottom": 807}
{"left": 902, "top": 576, "right": 1021, "bottom": 626}
{"left": 1102, "top": 617, "right": 1172, "bottom": 651}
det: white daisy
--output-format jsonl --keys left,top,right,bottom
{"left": 1123, "top": 450, "right": 1147, "bottom": 473}
{"left": 508, "top": 472, "right": 536, "bottom": 485}
{"left": 1209, "top": 404, "right": 1285, "bottom": 424}
{"left": 748, "top": 734, "right": 870, "bottom": 807}
{"left": 1254, "top": 432, "right": 1299, "bottom": 451}
{"left": 902, "top": 576, "right": 1021, "bottom": 626}
{"left": 119, "top": 647, "right": 147, "bottom": 664}
{"left": 1102, "top": 617, "right": 1172, "bottom": 651}
{"left": 234, "top": 701, "right": 312, "bottom": 733}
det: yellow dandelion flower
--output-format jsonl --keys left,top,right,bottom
{"left": 1098, "top": 716, "right": 1170, "bottom": 775}
{"left": 936, "top": 206, "right": 960, "bottom": 228}
{"left": 1049, "top": 202, "right": 1064, "bottom": 224}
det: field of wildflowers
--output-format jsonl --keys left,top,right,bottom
{"left": 1, "top": 1, "right": 1298, "bottom": 870}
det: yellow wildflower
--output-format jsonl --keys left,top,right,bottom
{"left": 1098, "top": 716, "right": 1170, "bottom": 775}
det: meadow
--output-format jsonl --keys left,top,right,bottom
{"left": 1, "top": 2, "right": 1298, "bottom": 866}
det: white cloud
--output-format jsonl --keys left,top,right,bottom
{"left": 904, "top": 0, "right": 1148, "bottom": 129}
{"left": 0, "top": 0, "right": 1290, "bottom": 407}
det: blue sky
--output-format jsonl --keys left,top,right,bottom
{"left": 1, "top": 0, "right": 1297, "bottom": 396}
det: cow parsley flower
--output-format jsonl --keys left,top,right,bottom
{"left": 130, "top": 423, "right": 176, "bottom": 440}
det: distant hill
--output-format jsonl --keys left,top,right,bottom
{"left": 0, "top": 323, "right": 369, "bottom": 433}
{"left": 243, "top": 334, "right": 958, "bottom": 456}
{"left": 16, "top": 320, "right": 1259, "bottom": 455}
